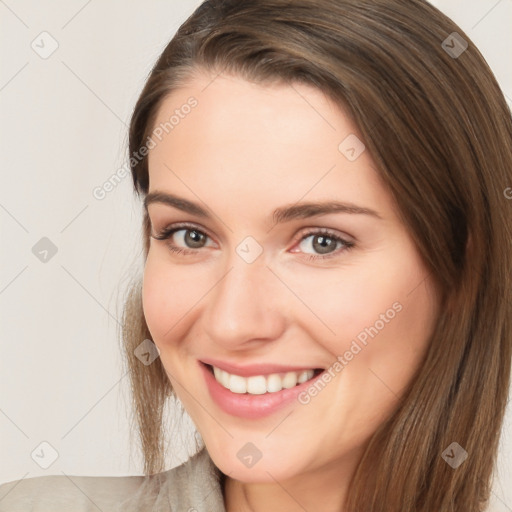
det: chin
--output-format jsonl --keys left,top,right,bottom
{"left": 206, "top": 442, "right": 305, "bottom": 483}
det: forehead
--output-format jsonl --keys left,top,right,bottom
{"left": 149, "top": 71, "right": 351, "bottom": 160}
{"left": 146, "top": 72, "right": 396, "bottom": 223}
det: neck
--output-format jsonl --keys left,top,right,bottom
{"left": 222, "top": 451, "right": 362, "bottom": 512}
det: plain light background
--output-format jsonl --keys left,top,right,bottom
{"left": 1, "top": 0, "right": 511, "bottom": 510}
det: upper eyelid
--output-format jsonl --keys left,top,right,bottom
{"left": 148, "top": 210, "right": 356, "bottom": 238}
{"left": 151, "top": 221, "right": 217, "bottom": 243}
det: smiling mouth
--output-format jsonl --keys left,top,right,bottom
{"left": 205, "top": 364, "right": 324, "bottom": 395}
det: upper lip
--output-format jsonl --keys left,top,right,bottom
{"left": 200, "top": 358, "right": 323, "bottom": 377}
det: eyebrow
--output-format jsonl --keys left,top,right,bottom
{"left": 144, "top": 191, "right": 383, "bottom": 224}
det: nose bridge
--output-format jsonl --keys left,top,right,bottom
{"left": 203, "top": 249, "right": 285, "bottom": 346}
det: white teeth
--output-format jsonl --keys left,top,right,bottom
{"left": 297, "top": 370, "right": 311, "bottom": 384}
{"left": 220, "top": 370, "right": 230, "bottom": 388}
{"left": 267, "top": 374, "right": 283, "bottom": 393}
{"left": 212, "top": 366, "right": 316, "bottom": 395}
{"left": 214, "top": 365, "right": 232, "bottom": 389}
{"left": 229, "top": 374, "right": 247, "bottom": 394}
{"left": 246, "top": 375, "right": 267, "bottom": 395}
{"left": 282, "top": 371, "right": 299, "bottom": 389}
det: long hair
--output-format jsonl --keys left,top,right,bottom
{"left": 120, "top": 1, "right": 512, "bottom": 510}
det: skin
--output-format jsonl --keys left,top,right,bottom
{"left": 142, "top": 71, "right": 440, "bottom": 512}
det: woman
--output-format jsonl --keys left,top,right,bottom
{"left": 1, "top": 0, "right": 511, "bottom": 511}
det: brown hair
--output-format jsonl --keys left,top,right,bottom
{"left": 121, "top": 1, "right": 512, "bottom": 510}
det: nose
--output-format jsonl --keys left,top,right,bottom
{"left": 201, "top": 252, "right": 287, "bottom": 351}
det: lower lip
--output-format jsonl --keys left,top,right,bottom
{"left": 200, "top": 362, "right": 323, "bottom": 419}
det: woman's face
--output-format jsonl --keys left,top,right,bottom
{"left": 143, "top": 71, "right": 439, "bottom": 483}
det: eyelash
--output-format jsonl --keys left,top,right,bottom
{"left": 151, "top": 222, "right": 355, "bottom": 261}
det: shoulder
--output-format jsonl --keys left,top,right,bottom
{"left": 162, "top": 447, "right": 226, "bottom": 511}
{"left": 0, "top": 448, "right": 225, "bottom": 512}
{"left": 0, "top": 470, "right": 145, "bottom": 512}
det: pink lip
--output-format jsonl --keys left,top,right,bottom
{"left": 199, "top": 361, "right": 324, "bottom": 419}
{"left": 200, "top": 358, "right": 321, "bottom": 377}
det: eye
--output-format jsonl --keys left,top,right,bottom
{"left": 293, "top": 228, "right": 355, "bottom": 260}
{"left": 151, "top": 223, "right": 355, "bottom": 260}
{"left": 151, "top": 223, "right": 214, "bottom": 255}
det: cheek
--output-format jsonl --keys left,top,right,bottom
{"left": 287, "top": 253, "right": 438, "bottom": 439}
{"left": 288, "top": 246, "right": 438, "bottom": 372}
{"left": 284, "top": 259, "right": 412, "bottom": 343}
{"left": 342, "top": 261, "right": 436, "bottom": 408}
{"left": 141, "top": 251, "right": 204, "bottom": 344}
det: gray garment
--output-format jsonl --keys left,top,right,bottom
{"left": 0, "top": 447, "right": 226, "bottom": 512}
